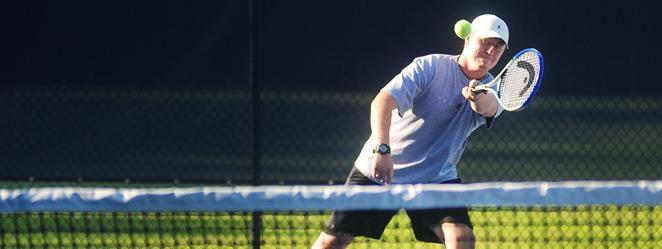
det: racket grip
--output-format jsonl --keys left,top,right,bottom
{"left": 471, "top": 85, "right": 488, "bottom": 94}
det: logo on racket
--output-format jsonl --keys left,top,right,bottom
{"left": 517, "top": 61, "right": 535, "bottom": 97}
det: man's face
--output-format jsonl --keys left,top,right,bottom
{"left": 464, "top": 34, "right": 506, "bottom": 72}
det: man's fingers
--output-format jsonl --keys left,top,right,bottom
{"left": 373, "top": 171, "right": 391, "bottom": 184}
{"left": 373, "top": 171, "right": 383, "bottom": 181}
{"left": 462, "top": 87, "right": 472, "bottom": 99}
{"left": 464, "top": 86, "right": 486, "bottom": 102}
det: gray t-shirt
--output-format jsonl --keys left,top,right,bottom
{"left": 354, "top": 54, "right": 502, "bottom": 184}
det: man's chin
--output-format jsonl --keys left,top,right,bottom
{"left": 477, "top": 61, "right": 495, "bottom": 71}
{"left": 474, "top": 62, "right": 490, "bottom": 71}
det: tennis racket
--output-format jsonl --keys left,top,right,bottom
{"left": 473, "top": 48, "right": 544, "bottom": 111}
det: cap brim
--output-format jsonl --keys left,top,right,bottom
{"left": 474, "top": 30, "right": 509, "bottom": 48}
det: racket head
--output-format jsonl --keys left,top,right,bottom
{"left": 494, "top": 48, "right": 544, "bottom": 111}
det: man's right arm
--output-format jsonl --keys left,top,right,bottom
{"left": 370, "top": 91, "right": 398, "bottom": 184}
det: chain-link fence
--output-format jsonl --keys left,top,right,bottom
{"left": 2, "top": 88, "right": 661, "bottom": 184}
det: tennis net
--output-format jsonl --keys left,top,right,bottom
{"left": 1, "top": 181, "right": 661, "bottom": 248}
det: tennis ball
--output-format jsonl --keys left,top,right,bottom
{"left": 454, "top": 19, "right": 472, "bottom": 39}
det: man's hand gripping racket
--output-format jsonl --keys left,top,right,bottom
{"left": 472, "top": 48, "right": 544, "bottom": 111}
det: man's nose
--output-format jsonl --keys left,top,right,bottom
{"left": 486, "top": 45, "right": 496, "bottom": 54}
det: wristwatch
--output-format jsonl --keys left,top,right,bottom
{"left": 372, "top": 143, "right": 391, "bottom": 155}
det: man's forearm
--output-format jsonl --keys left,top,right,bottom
{"left": 371, "top": 91, "right": 397, "bottom": 144}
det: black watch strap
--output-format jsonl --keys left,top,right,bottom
{"left": 373, "top": 143, "right": 391, "bottom": 155}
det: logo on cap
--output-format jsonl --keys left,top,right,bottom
{"left": 471, "top": 14, "right": 509, "bottom": 46}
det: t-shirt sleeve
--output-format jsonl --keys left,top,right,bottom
{"left": 381, "top": 56, "right": 435, "bottom": 117}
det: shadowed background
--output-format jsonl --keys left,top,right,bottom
{"left": 3, "top": 0, "right": 661, "bottom": 183}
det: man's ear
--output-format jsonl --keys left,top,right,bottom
{"left": 463, "top": 33, "right": 472, "bottom": 46}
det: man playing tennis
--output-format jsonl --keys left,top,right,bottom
{"left": 312, "top": 14, "right": 509, "bottom": 249}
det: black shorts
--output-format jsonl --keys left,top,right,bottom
{"left": 322, "top": 167, "right": 473, "bottom": 243}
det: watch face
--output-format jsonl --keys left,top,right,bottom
{"left": 374, "top": 144, "right": 390, "bottom": 154}
{"left": 379, "top": 145, "right": 388, "bottom": 152}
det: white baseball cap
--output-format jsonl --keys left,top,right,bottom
{"left": 471, "top": 14, "right": 509, "bottom": 47}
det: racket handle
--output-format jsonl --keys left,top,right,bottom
{"left": 471, "top": 84, "right": 488, "bottom": 94}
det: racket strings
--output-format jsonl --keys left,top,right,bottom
{"left": 498, "top": 51, "right": 541, "bottom": 110}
